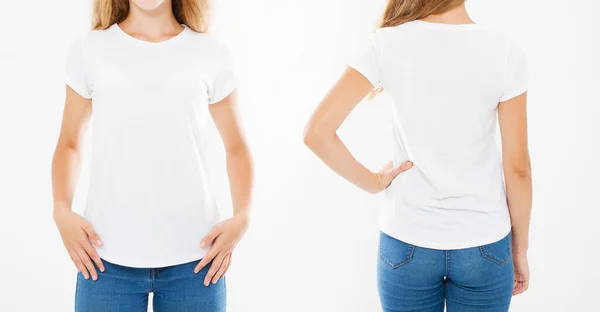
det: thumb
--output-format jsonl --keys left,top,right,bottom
{"left": 200, "top": 226, "right": 221, "bottom": 249}
{"left": 389, "top": 161, "right": 413, "bottom": 177}
{"left": 82, "top": 222, "right": 103, "bottom": 247}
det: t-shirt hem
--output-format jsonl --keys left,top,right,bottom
{"left": 499, "top": 87, "right": 527, "bottom": 102}
{"left": 65, "top": 77, "right": 91, "bottom": 99}
{"left": 96, "top": 250, "right": 209, "bottom": 268}
{"left": 380, "top": 224, "right": 512, "bottom": 250}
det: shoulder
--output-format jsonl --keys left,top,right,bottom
{"left": 371, "top": 22, "right": 415, "bottom": 46}
{"left": 471, "top": 26, "right": 521, "bottom": 52}
{"left": 185, "top": 30, "right": 232, "bottom": 57}
{"left": 480, "top": 26, "right": 514, "bottom": 43}
{"left": 373, "top": 24, "right": 404, "bottom": 39}
{"left": 68, "top": 26, "right": 115, "bottom": 53}
{"left": 467, "top": 27, "right": 526, "bottom": 66}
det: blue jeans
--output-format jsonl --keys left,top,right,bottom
{"left": 378, "top": 232, "right": 513, "bottom": 312}
{"left": 75, "top": 259, "right": 226, "bottom": 312}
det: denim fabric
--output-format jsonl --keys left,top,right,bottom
{"left": 378, "top": 232, "right": 513, "bottom": 312}
{"left": 75, "top": 259, "right": 226, "bottom": 312}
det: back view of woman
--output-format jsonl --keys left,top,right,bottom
{"left": 304, "top": 1, "right": 531, "bottom": 311}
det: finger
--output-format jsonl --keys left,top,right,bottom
{"left": 212, "top": 254, "right": 230, "bottom": 284}
{"left": 514, "top": 288, "right": 523, "bottom": 295}
{"left": 82, "top": 241, "right": 105, "bottom": 273}
{"left": 81, "top": 222, "right": 103, "bottom": 247}
{"left": 223, "top": 254, "right": 232, "bottom": 276}
{"left": 68, "top": 249, "right": 89, "bottom": 280}
{"left": 513, "top": 279, "right": 522, "bottom": 294}
{"left": 75, "top": 247, "right": 98, "bottom": 281}
{"left": 391, "top": 161, "right": 413, "bottom": 175}
{"left": 521, "top": 280, "right": 529, "bottom": 293}
{"left": 200, "top": 227, "right": 221, "bottom": 249}
{"left": 513, "top": 281, "right": 526, "bottom": 295}
{"left": 194, "top": 247, "right": 220, "bottom": 273}
{"left": 205, "top": 254, "right": 226, "bottom": 286}
{"left": 384, "top": 161, "right": 410, "bottom": 177}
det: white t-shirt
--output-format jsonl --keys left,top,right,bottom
{"left": 65, "top": 24, "right": 237, "bottom": 267}
{"left": 349, "top": 20, "right": 527, "bottom": 250}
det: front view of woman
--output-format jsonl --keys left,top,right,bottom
{"left": 305, "top": 1, "right": 531, "bottom": 311}
{"left": 52, "top": 0, "right": 252, "bottom": 311}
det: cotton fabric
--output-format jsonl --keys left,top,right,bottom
{"left": 349, "top": 20, "right": 527, "bottom": 250}
{"left": 65, "top": 24, "right": 237, "bottom": 267}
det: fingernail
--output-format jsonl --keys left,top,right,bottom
{"left": 204, "top": 282, "right": 209, "bottom": 287}
{"left": 200, "top": 242, "right": 206, "bottom": 248}
{"left": 84, "top": 275, "right": 89, "bottom": 280}
{"left": 96, "top": 240, "right": 103, "bottom": 246}
{"left": 92, "top": 276, "right": 97, "bottom": 281}
{"left": 407, "top": 161, "right": 413, "bottom": 168}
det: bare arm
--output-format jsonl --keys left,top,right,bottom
{"left": 304, "top": 67, "right": 412, "bottom": 194}
{"left": 195, "top": 92, "right": 253, "bottom": 285}
{"left": 52, "top": 87, "right": 90, "bottom": 213}
{"left": 52, "top": 86, "right": 104, "bottom": 280}
{"left": 498, "top": 92, "right": 532, "bottom": 254}
{"left": 210, "top": 92, "right": 253, "bottom": 219}
{"left": 498, "top": 92, "right": 532, "bottom": 295}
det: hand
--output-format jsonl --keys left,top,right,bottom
{"left": 194, "top": 213, "right": 249, "bottom": 286}
{"left": 513, "top": 252, "right": 530, "bottom": 295}
{"left": 54, "top": 210, "right": 104, "bottom": 280}
{"left": 370, "top": 160, "right": 413, "bottom": 193}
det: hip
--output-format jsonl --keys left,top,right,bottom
{"left": 75, "top": 258, "right": 226, "bottom": 312}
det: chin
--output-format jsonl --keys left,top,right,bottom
{"left": 131, "top": 0, "right": 167, "bottom": 11}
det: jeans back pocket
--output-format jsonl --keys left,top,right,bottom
{"left": 479, "top": 232, "right": 512, "bottom": 266}
{"left": 379, "top": 232, "right": 415, "bottom": 269}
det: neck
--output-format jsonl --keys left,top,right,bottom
{"left": 120, "top": 0, "right": 182, "bottom": 36}
{"left": 421, "top": 3, "right": 474, "bottom": 25}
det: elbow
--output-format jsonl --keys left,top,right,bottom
{"left": 54, "top": 139, "right": 80, "bottom": 158}
{"left": 504, "top": 163, "right": 532, "bottom": 180}
{"left": 226, "top": 141, "right": 249, "bottom": 157}
{"left": 303, "top": 124, "right": 326, "bottom": 149}
{"left": 302, "top": 128, "right": 316, "bottom": 147}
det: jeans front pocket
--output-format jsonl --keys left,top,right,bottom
{"left": 379, "top": 232, "right": 415, "bottom": 269}
{"left": 479, "top": 232, "right": 512, "bottom": 266}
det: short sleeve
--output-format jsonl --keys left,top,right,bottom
{"left": 347, "top": 34, "right": 382, "bottom": 89}
{"left": 65, "top": 38, "right": 91, "bottom": 99}
{"left": 499, "top": 41, "right": 528, "bottom": 102}
{"left": 208, "top": 44, "right": 238, "bottom": 104}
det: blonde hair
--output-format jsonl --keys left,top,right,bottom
{"left": 92, "top": 0, "right": 209, "bottom": 33}
{"left": 379, "top": 0, "right": 465, "bottom": 28}
{"left": 368, "top": 0, "right": 465, "bottom": 98}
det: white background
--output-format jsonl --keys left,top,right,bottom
{"left": 0, "top": 0, "right": 599, "bottom": 311}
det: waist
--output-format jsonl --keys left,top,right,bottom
{"left": 380, "top": 198, "right": 511, "bottom": 250}
{"left": 83, "top": 200, "right": 219, "bottom": 267}
{"left": 386, "top": 164, "right": 506, "bottom": 210}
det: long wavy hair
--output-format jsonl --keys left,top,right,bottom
{"left": 379, "top": 0, "right": 465, "bottom": 28}
{"left": 92, "top": 0, "right": 209, "bottom": 32}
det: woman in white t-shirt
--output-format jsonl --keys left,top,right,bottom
{"left": 52, "top": 1, "right": 252, "bottom": 311}
{"left": 304, "top": 0, "right": 532, "bottom": 311}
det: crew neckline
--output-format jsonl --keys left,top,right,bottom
{"left": 112, "top": 23, "right": 189, "bottom": 46}
{"left": 412, "top": 19, "right": 479, "bottom": 29}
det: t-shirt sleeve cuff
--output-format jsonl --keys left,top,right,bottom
{"left": 209, "top": 78, "right": 238, "bottom": 105}
{"left": 499, "top": 87, "right": 527, "bottom": 102}
{"left": 348, "top": 63, "right": 380, "bottom": 89}
{"left": 65, "top": 76, "right": 91, "bottom": 99}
